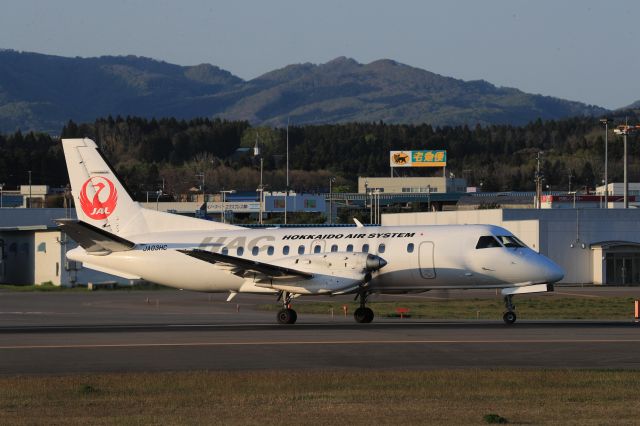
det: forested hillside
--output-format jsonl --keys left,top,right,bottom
{"left": 1, "top": 111, "right": 639, "bottom": 201}
{"left": 0, "top": 50, "right": 607, "bottom": 132}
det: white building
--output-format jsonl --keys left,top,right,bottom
{"left": 358, "top": 176, "right": 467, "bottom": 194}
{"left": 0, "top": 208, "right": 130, "bottom": 286}
{"left": 382, "top": 208, "right": 640, "bottom": 285}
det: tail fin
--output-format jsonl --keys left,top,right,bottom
{"left": 62, "top": 138, "right": 241, "bottom": 236}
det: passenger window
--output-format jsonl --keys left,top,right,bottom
{"left": 378, "top": 243, "right": 385, "bottom": 253}
{"left": 331, "top": 244, "right": 338, "bottom": 252}
{"left": 362, "top": 244, "right": 369, "bottom": 253}
{"left": 407, "top": 243, "right": 414, "bottom": 253}
{"left": 237, "top": 247, "right": 244, "bottom": 256}
{"left": 314, "top": 245, "right": 321, "bottom": 254}
{"left": 252, "top": 246, "right": 259, "bottom": 256}
{"left": 221, "top": 247, "right": 228, "bottom": 255}
{"left": 476, "top": 236, "right": 501, "bottom": 249}
{"left": 267, "top": 246, "right": 274, "bottom": 256}
{"left": 346, "top": 244, "right": 353, "bottom": 252}
{"left": 298, "top": 245, "right": 305, "bottom": 255}
{"left": 283, "top": 245, "right": 289, "bottom": 255}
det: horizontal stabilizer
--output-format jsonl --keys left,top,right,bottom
{"left": 56, "top": 219, "right": 135, "bottom": 254}
{"left": 179, "top": 249, "right": 313, "bottom": 279}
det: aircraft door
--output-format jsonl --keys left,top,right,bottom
{"left": 418, "top": 241, "right": 436, "bottom": 279}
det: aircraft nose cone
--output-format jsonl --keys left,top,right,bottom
{"left": 366, "top": 254, "right": 387, "bottom": 271}
{"left": 546, "top": 260, "right": 564, "bottom": 283}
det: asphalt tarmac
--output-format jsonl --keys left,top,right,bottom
{"left": 1, "top": 289, "right": 639, "bottom": 374}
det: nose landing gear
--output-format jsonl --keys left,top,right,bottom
{"left": 503, "top": 295, "right": 517, "bottom": 325}
{"left": 354, "top": 291, "right": 374, "bottom": 323}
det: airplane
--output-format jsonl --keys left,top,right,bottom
{"left": 57, "top": 138, "right": 564, "bottom": 325}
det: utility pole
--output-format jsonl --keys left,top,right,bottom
{"left": 599, "top": 118, "right": 613, "bottom": 208}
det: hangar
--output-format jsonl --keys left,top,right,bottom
{"left": 382, "top": 208, "right": 640, "bottom": 285}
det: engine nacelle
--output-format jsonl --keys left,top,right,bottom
{"left": 254, "top": 252, "right": 387, "bottom": 295}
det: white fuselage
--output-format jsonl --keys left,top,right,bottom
{"left": 67, "top": 223, "right": 564, "bottom": 295}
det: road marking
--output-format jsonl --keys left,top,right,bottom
{"left": 2, "top": 339, "right": 640, "bottom": 350}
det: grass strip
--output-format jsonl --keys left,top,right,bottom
{"left": 1, "top": 370, "right": 639, "bottom": 425}
{"left": 259, "top": 296, "right": 639, "bottom": 320}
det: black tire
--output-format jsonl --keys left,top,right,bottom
{"left": 354, "top": 307, "right": 368, "bottom": 323}
{"left": 277, "top": 308, "right": 297, "bottom": 324}
{"left": 503, "top": 311, "right": 517, "bottom": 325}
{"left": 364, "top": 307, "right": 374, "bottom": 323}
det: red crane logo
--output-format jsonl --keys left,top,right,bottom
{"left": 79, "top": 177, "right": 118, "bottom": 220}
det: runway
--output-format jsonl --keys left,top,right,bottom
{"left": 1, "top": 289, "right": 640, "bottom": 374}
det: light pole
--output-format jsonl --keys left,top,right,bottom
{"left": 220, "top": 190, "right": 235, "bottom": 224}
{"left": 535, "top": 152, "right": 543, "bottom": 209}
{"left": 614, "top": 122, "right": 640, "bottom": 209}
{"left": 196, "top": 172, "right": 205, "bottom": 217}
{"left": 155, "top": 190, "right": 162, "bottom": 211}
{"left": 328, "top": 177, "right": 336, "bottom": 224}
{"left": 254, "top": 136, "right": 264, "bottom": 225}
{"left": 284, "top": 119, "right": 290, "bottom": 225}
{"left": 600, "top": 118, "right": 613, "bottom": 208}
{"left": 28, "top": 170, "right": 32, "bottom": 208}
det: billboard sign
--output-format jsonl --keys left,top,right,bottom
{"left": 390, "top": 150, "right": 446, "bottom": 167}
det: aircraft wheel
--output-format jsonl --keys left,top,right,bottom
{"left": 277, "top": 308, "right": 297, "bottom": 325}
{"left": 354, "top": 307, "right": 374, "bottom": 323}
{"left": 503, "top": 311, "right": 517, "bottom": 325}
{"left": 364, "top": 307, "right": 374, "bottom": 323}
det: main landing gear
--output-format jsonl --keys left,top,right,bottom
{"left": 276, "top": 291, "right": 297, "bottom": 325}
{"left": 354, "top": 291, "right": 374, "bottom": 323}
{"left": 503, "top": 295, "right": 517, "bottom": 325}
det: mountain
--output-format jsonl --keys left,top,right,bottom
{"left": 620, "top": 100, "right": 640, "bottom": 110}
{"left": 0, "top": 50, "right": 608, "bottom": 133}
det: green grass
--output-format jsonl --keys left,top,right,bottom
{"left": 259, "top": 296, "right": 639, "bottom": 320}
{"left": 1, "top": 370, "right": 639, "bottom": 425}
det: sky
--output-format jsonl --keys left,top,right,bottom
{"left": 1, "top": 0, "right": 638, "bottom": 109}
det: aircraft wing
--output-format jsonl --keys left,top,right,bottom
{"left": 56, "top": 219, "right": 135, "bottom": 254}
{"left": 178, "top": 249, "right": 313, "bottom": 279}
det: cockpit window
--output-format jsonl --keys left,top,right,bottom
{"left": 476, "top": 236, "right": 502, "bottom": 249}
{"left": 496, "top": 235, "right": 526, "bottom": 248}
